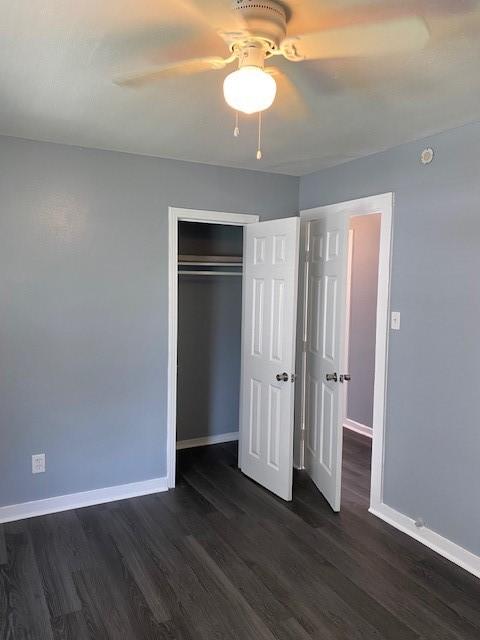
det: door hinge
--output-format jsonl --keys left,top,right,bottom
{"left": 302, "top": 339, "right": 308, "bottom": 353}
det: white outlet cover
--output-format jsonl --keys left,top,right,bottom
{"left": 391, "top": 311, "right": 401, "bottom": 330}
{"left": 32, "top": 453, "right": 46, "bottom": 474}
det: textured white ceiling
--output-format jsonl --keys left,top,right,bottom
{"left": 1, "top": 0, "right": 480, "bottom": 175}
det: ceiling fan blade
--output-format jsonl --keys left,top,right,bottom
{"left": 281, "top": 17, "right": 430, "bottom": 61}
{"left": 266, "top": 67, "right": 309, "bottom": 120}
{"left": 115, "top": 56, "right": 234, "bottom": 87}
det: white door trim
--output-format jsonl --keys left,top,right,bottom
{"left": 167, "top": 207, "right": 259, "bottom": 488}
{"left": 343, "top": 228, "right": 354, "bottom": 433}
{"left": 300, "top": 192, "right": 393, "bottom": 512}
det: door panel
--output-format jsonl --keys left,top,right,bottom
{"left": 303, "top": 214, "right": 348, "bottom": 511}
{"left": 240, "top": 217, "right": 300, "bottom": 501}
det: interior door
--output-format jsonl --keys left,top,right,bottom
{"left": 240, "top": 217, "right": 300, "bottom": 501}
{"left": 303, "top": 213, "right": 348, "bottom": 511}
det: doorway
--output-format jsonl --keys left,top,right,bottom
{"left": 297, "top": 193, "right": 393, "bottom": 513}
{"left": 168, "top": 208, "right": 301, "bottom": 500}
{"left": 167, "top": 201, "right": 390, "bottom": 508}
{"left": 342, "top": 212, "right": 381, "bottom": 507}
{"left": 167, "top": 208, "right": 259, "bottom": 489}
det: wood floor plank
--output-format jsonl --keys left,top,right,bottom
{"left": 2, "top": 523, "right": 54, "bottom": 640}
{"left": 0, "top": 527, "right": 7, "bottom": 566}
{"left": 185, "top": 534, "right": 278, "bottom": 640}
{"left": 228, "top": 469, "right": 471, "bottom": 640}
{"left": 182, "top": 467, "right": 245, "bottom": 519}
{"left": 207, "top": 508, "right": 403, "bottom": 640}
{"left": 128, "top": 497, "right": 247, "bottom": 640}
{"left": 246, "top": 514, "right": 417, "bottom": 640}
{"left": 177, "top": 468, "right": 417, "bottom": 640}
{"left": 51, "top": 611, "right": 91, "bottom": 640}
{"left": 0, "top": 565, "right": 12, "bottom": 639}
{"left": 46, "top": 510, "right": 96, "bottom": 573}
{"left": 312, "top": 525, "right": 480, "bottom": 640}
{"left": 274, "top": 617, "right": 313, "bottom": 640}
{"left": 266, "top": 509, "right": 476, "bottom": 640}
{"left": 74, "top": 506, "right": 165, "bottom": 640}
{"left": 108, "top": 501, "right": 201, "bottom": 640}
{"left": 27, "top": 516, "right": 81, "bottom": 618}
{"left": 303, "top": 501, "right": 480, "bottom": 632}
{"left": 103, "top": 507, "right": 171, "bottom": 624}
{"left": 158, "top": 480, "right": 296, "bottom": 636}
{"left": 72, "top": 566, "right": 138, "bottom": 640}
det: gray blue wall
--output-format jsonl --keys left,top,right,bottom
{"left": 347, "top": 214, "right": 380, "bottom": 429}
{"left": 300, "top": 121, "right": 480, "bottom": 557}
{"left": 0, "top": 135, "right": 298, "bottom": 507}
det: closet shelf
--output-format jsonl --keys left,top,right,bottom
{"left": 178, "top": 254, "right": 242, "bottom": 267}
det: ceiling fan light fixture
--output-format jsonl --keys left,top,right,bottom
{"left": 223, "top": 65, "right": 277, "bottom": 115}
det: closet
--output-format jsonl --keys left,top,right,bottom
{"left": 176, "top": 221, "right": 244, "bottom": 450}
{"left": 169, "top": 209, "right": 300, "bottom": 499}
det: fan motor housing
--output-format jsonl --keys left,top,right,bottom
{"left": 225, "top": 0, "right": 288, "bottom": 52}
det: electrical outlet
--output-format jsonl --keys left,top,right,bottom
{"left": 32, "top": 453, "right": 46, "bottom": 474}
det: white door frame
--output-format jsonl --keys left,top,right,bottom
{"left": 167, "top": 207, "right": 259, "bottom": 488}
{"left": 298, "top": 193, "right": 393, "bottom": 511}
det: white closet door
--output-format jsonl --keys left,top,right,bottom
{"left": 239, "top": 217, "right": 300, "bottom": 501}
{"left": 304, "top": 213, "right": 348, "bottom": 511}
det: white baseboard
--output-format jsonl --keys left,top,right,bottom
{"left": 176, "top": 431, "right": 239, "bottom": 450}
{"left": 344, "top": 418, "right": 373, "bottom": 438}
{"left": 370, "top": 502, "right": 480, "bottom": 580}
{"left": 0, "top": 476, "right": 168, "bottom": 525}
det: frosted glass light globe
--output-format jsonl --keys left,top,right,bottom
{"left": 223, "top": 66, "right": 277, "bottom": 115}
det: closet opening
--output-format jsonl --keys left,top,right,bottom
{"left": 167, "top": 208, "right": 260, "bottom": 489}
{"left": 176, "top": 221, "right": 244, "bottom": 477}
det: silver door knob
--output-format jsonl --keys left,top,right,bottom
{"left": 340, "top": 374, "right": 351, "bottom": 383}
{"left": 326, "top": 373, "right": 338, "bottom": 382}
{"left": 276, "top": 372, "right": 289, "bottom": 382}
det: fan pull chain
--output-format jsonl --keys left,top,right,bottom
{"left": 256, "top": 111, "right": 263, "bottom": 160}
{"left": 233, "top": 112, "right": 240, "bottom": 137}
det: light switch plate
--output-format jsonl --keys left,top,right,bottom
{"left": 391, "top": 311, "right": 401, "bottom": 330}
{"left": 32, "top": 453, "right": 46, "bottom": 474}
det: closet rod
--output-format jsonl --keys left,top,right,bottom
{"left": 178, "top": 261, "right": 242, "bottom": 267}
{"left": 178, "top": 270, "right": 242, "bottom": 277}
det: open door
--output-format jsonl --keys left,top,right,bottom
{"left": 303, "top": 213, "right": 349, "bottom": 511}
{"left": 239, "top": 217, "right": 300, "bottom": 501}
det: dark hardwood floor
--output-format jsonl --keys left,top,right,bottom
{"left": 1, "top": 429, "right": 479, "bottom": 639}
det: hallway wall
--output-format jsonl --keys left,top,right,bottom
{"left": 346, "top": 214, "right": 381, "bottom": 430}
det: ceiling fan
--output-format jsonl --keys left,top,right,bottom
{"left": 116, "top": 0, "right": 429, "bottom": 155}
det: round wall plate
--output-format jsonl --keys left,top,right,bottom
{"left": 421, "top": 148, "right": 434, "bottom": 165}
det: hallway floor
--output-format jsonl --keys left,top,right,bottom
{"left": 1, "top": 430, "right": 479, "bottom": 639}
